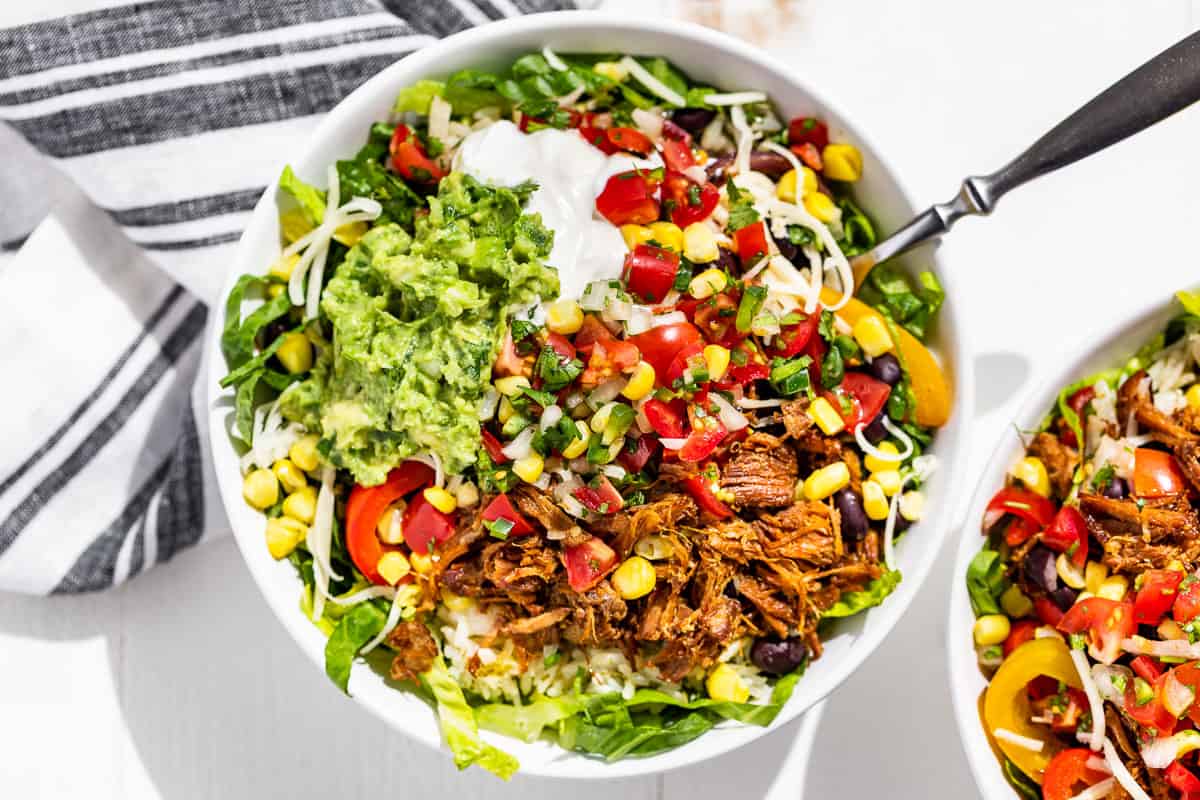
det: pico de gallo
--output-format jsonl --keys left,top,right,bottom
{"left": 968, "top": 291, "right": 1200, "bottom": 799}
{"left": 220, "top": 47, "right": 951, "bottom": 777}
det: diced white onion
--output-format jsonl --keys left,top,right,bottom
{"left": 660, "top": 290, "right": 681, "bottom": 307}
{"left": 660, "top": 437, "right": 687, "bottom": 450}
{"left": 1163, "top": 669, "right": 1197, "bottom": 717}
{"left": 540, "top": 404, "right": 564, "bottom": 432}
{"left": 542, "top": 46, "right": 567, "bottom": 71}
{"left": 700, "top": 113, "right": 729, "bottom": 152}
{"left": 428, "top": 94, "right": 452, "bottom": 143}
{"left": 625, "top": 306, "right": 655, "bottom": 336}
{"left": 532, "top": 473, "right": 553, "bottom": 490}
{"left": 598, "top": 464, "right": 627, "bottom": 480}
{"left": 588, "top": 378, "right": 624, "bottom": 406}
{"left": 651, "top": 310, "right": 687, "bottom": 327}
{"left": 478, "top": 387, "right": 500, "bottom": 420}
{"left": 1140, "top": 729, "right": 1200, "bottom": 769}
{"left": 683, "top": 165, "right": 708, "bottom": 184}
{"left": 1071, "top": 648, "right": 1105, "bottom": 752}
{"left": 710, "top": 392, "right": 749, "bottom": 431}
{"left": 580, "top": 280, "right": 618, "bottom": 311}
{"left": 631, "top": 107, "right": 664, "bottom": 141}
{"left": 1086, "top": 756, "right": 1111, "bottom": 775}
{"left": 559, "top": 494, "right": 589, "bottom": 519}
{"left": 1091, "top": 664, "right": 1133, "bottom": 703}
{"left": 703, "top": 91, "right": 768, "bottom": 106}
{"left": 1103, "top": 738, "right": 1151, "bottom": 800}
{"left": 565, "top": 391, "right": 585, "bottom": 410}
{"left": 1067, "top": 778, "right": 1115, "bottom": 800}
{"left": 619, "top": 56, "right": 685, "bottom": 107}
{"left": 501, "top": 427, "right": 536, "bottom": 461}
{"left": 992, "top": 728, "right": 1044, "bottom": 752}
{"left": 1122, "top": 636, "right": 1200, "bottom": 659}
{"left": 738, "top": 397, "right": 783, "bottom": 409}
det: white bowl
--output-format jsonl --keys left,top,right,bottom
{"left": 947, "top": 294, "right": 1184, "bottom": 798}
{"left": 205, "top": 10, "right": 973, "bottom": 779}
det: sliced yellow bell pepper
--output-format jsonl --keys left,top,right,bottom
{"left": 821, "top": 288, "right": 953, "bottom": 427}
{"left": 983, "top": 636, "right": 1083, "bottom": 783}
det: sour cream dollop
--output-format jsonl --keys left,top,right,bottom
{"left": 454, "top": 120, "right": 660, "bottom": 300}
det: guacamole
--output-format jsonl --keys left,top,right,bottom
{"left": 282, "top": 172, "right": 558, "bottom": 485}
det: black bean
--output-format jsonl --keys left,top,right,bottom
{"left": 705, "top": 153, "right": 734, "bottom": 185}
{"left": 749, "top": 150, "right": 792, "bottom": 179}
{"left": 1050, "top": 584, "right": 1079, "bottom": 612}
{"left": 834, "top": 488, "right": 869, "bottom": 542}
{"left": 750, "top": 638, "right": 808, "bottom": 675}
{"left": 860, "top": 415, "right": 888, "bottom": 445}
{"left": 670, "top": 107, "right": 717, "bottom": 138}
{"left": 256, "top": 317, "right": 291, "bottom": 350}
{"left": 1023, "top": 545, "right": 1059, "bottom": 594}
{"left": 1103, "top": 476, "right": 1130, "bottom": 499}
{"left": 715, "top": 246, "right": 741, "bottom": 275}
{"left": 869, "top": 353, "right": 902, "bottom": 386}
{"left": 772, "top": 233, "right": 798, "bottom": 262}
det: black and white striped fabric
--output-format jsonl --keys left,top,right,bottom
{"left": 0, "top": 0, "right": 576, "bottom": 594}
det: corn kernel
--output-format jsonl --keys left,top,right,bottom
{"left": 1056, "top": 552, "right": 1086, "bottom": 589}
{"left": 279, "top": 208, "right": 312, "bottom": 243}
{"left": 423, "top": 486, "right": 458, "bottom": 514}
{"left": 807, "top": 397, "right": 845, "bottom": 436}
{"left": 546, "top": 299, "right": 584, "bottom": 335}
{"left": 266, "top": 284, "right": 285, "bottom": 299}
{"left": 1085, "top": 561, "right": 1109, "bottom": 594}
{"left": 852, "top": 316, "right": 894, "bottom": 358}
{"left": 265, "top": 517, "right": 307, "bottom": 559}
{"left": 822, "top": 143, "right": 864, "bottom": 182}
{"left": 289, "top": 435, "right": 321, "bottom": 472}
{"left": 242, "top": 468, "right": 279, "bottom": 510}
{"left": 683, "top": 222, "right": 719, "bottom": 263}
{"left": 334, "top": 221, "right": 368, "bottom": 247}
{"left": 1000, "top": 584, "right": 1034, "bottom": 618}
{"left": 973, "top": 614, "right": 1011, "bottom": 647}
{"left": 899, "top": 490, "right": 925, "bottom": 522}
{"left": 376, "top": 501, "right": 406, "bottom": 544}
{"left": 689, "top": 268, "right": 727, "bottom": 299}
{"left": 441, "top": 590, "right": 474, "bottom": 613}
{"left": 409, "top": 550, "right": 434, "bottom": 574}
{"left": 703, "top": 345, "right": 731, "bottom": 382}
{"left": 621, "top": 361, "right": 656, "bottom": 401}
{"left": 873, "top": 469, "right": 902, "bottom": 496}
{"left": 706, "top": 663, "right": 750, "bottom": 703}
{"left": 804, "top": 462, "right": 850, "bottom": 501}
{"left": 1097, "top": 575, "right": 1130, "bottom": 601}
{"left": 1187, "top": 384, "right": 1200, "bottom": 411}
{"left": 620, "top": 224, "right": 654, "bottom": 250}
{"left": 282, "top": 486, "right": 317, "bottom": 524}
{"left": 612, "top": 556, "right": 657, "bottom": 600}
{"left": 803, "top": 191, "right": 840, "bottom": 224}
{"left": 862, "top": 479, "right": 889, "bottom": 520}
{"left": 276, "top": 331, "right": 313, "bottom": 375}
{"left": 377, "top": 551, "right": 411, "bottom": 585}
{"left": 272, "top": 458, "right": 308, "bottom": 495}
{"left": 648, "top": 221, "right": 684, "bottom": 253}
{"left": 694, "top": 149, "right": 708, "bottom": 164}
{"left": 594, "top": 61, "right": 628, "bottom": 82}
{"left": 495, "top": 375, "right": 530, "bottom": 397}
{"left": 497, "top": 396, "right": 516, "bottom": 424}
{"left": 1011, "top": 456, "right": 1051, "bottom": 498}
{"left": 269, "top": 253, "right": 301, "bottom": 281}
{"left": 634, "top": 534, "right": 674, "bottom": 561}
{"left": 561, "top": 421, "right": 590, "bottom": 459}
{"left": 864, "top": 441, "right": 900, "bottom": 474}
{"left": 512, "top": 453, "right": 545, "bottom": 483}
{"left": 775, "top": 167, "right": 818, "bottom": 204}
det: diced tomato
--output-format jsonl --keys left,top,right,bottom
{"left": 1167, "top": 762, "right": 1200, "bottom": 795}
{"left": 481, "top": 430, "right": 509, "bottom": 464}
{"left": 732, "top": 221, "right": 769, "bottom": 264}
{"left": 1123, "top": 673, "right": 1178, "bottom": 736}
{"left": 1134, "top": 569, "right": 1185, "bottom": 625}
{"left": 494, "top": 329, "right": 527, "bottom": 378}
{"left": 1175, "top": 576, "right": 1200, "bottom": 623}
{"left": 787, "top": 117, "right": 829, "bottom": 151}
{"left": 617, "top": 434, "right": 657, "bottom": 473}
{"left": 1042, "top": 748, "right": 1110, "bottom": 800}
{"left": 1034, "top": 688, "right": 1088, "bottom": 734}
{"left": 544, "top": 332, "right": 576, "bottom": 361}
{"left": 1034, "top": 595, "right": 1065, "bottom": 627}
{"left": 573, "top": 315, "right": 612, "bottom": 356}
{"left": 1027, "top": 675, "right": 1061, "bottom": 700}
{"left": 1067, "top": 385, "right": 1096, "bottom": 417}
{"left": 401, "top": 490, "right": 455, "bottom": 555}
{"left": 1001, "top": 516, "right": 1041, "bottom": 548}
{"left": 389, "top": 126, "right": 445, "bottom": 184}
{"left": 1042, "top": 506, "right": 1090, "bottom": 567}
{"left": 663, "top": 343, "right": 706, "bottom": 388}
{"left": 623, "top": 244, "right": 680, "bottom": 304}
{"left": 661, "top": 118, "right": 691, "bottom": 142}
{"left": 1003, "top": 620, "right": 1039, "bottom": 657}
{"left": 983, "top": 486, "right": 1057, "bottom": 536}
{"left": 1132, "top": 655, "right": 1164, "bottom": 682}
{"left": 605, "top": 127, "right": 654, "bottom": 156}
{"left": 578, "top": 125, "right": 617, "bottom": 154}
{"left": 1173, "top": 662, "right": 1200, "bottom": 728}
{"left": 480, "top": 493, "right": 535, "bottom": 537}
{"left": 563, "top": 536, "right": 618, "bottom": 592}
{"left": 574, "top": 476, "right": 624, "bottom": 514}
{"left": 769, "top": 312, "right": 821, "bottom": 358}
{"left": 576, "top": 315, "right": 640, "bottom": 386}
{"left": 1058, "top": 597, "right": 1135, "bottom": 664}
{"left": 662, "top": 139, "right": 697, "bottom": 172}
{"left": 724, "top": 363, "right": 770, "bottom": 386}
{"left": 345, "top": 462, "right": 434, "bottom": 584}
{"left": 682, "top": 474, "right": 733, "bottom": 519}
{"left": 643, "top": 397, "right": 687, "bottom": 439}
{"left": 1134, "top": 448, "right": 1188, "bottom": 498}
{"left": 669, "top": 179, "right": 719, "bottom": 228}
{"left": 596, "top": 170, "right": 660, "bottom": 226}
{"left": 629, "top": 321, "right": 703, "bottom": 381}
{"left": 693, "top": 293, "right": 740, "bottom": 345}
{"left": 790, "top": 143, "right": 823, "bottom": 171}
{"left": 827, "top": 372, "right": 891, "bottom": 432}
{"left": 678, "top": 396, "right": 726, "bottom": 462}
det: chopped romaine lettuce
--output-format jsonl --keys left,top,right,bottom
{"left": 422, "top": 654, "right": 519, "bottom": 779}
{"left": 822, "top": 569, "right": 902, "bottom": 618}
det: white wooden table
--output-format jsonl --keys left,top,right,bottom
{"left": 5, "top": 1, "right": 1200, "bottom": 796}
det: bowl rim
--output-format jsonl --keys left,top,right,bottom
{"left": 205, "top": 8, "right": 974, "bottom": 778}
{"left": 945, "top": 292, "right": 1185, "bottom": 798}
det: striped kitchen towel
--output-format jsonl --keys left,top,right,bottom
{"left": 0, "top": 0, "right": 577, "bottom": 595}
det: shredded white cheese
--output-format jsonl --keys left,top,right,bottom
{"left": 992, "top": 728, "right": 1045, "bottom": 752}
{"left": 1103, "top": 738, "right": 1152, "bottom": 800}
{"left": 362, "top": 584, "right": 420, "bottom": 655}
{"left": 1071, "top": 648, "right": 1106, "bottom": 752}
{"left": 703, "top": 91, "right": 768, "bottom": 106}
{"left": 854, "top": 418, "right": 915, "bottom": 465}
{"left": 542, "top": 46, "right": 567, "bottom": 72}
{"left": 619, "top": 56, "right": 685, "bottom": 107}
{"left": 729, "top": 104, "right": 754, "bottom": 177}
{"left": 883, "top": 455, "right": 936, "bottom": 569}
{"left": 306, "top": 465, "right": 341, "bottom": 622}
{"left": 1067, "top": 778, "right": 1115, "bottom": 800}
{"left": 737, "top": 397, "right": 784, "bottom": 410}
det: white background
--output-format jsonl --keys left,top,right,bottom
{"left": 4, "top": 0, "right": 1200, "bottom": 797}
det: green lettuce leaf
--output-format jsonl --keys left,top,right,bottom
{"left": 422, "top": 654, "right": 519, "bottom": 779}
{"left": 476, "top": 694, "right": 583, "bottom": 742}
{"left": 394, "top": 79, "right": 445, "bottom": 114}
{"left": 279, "top": 165, "right": 326, "bottom": 227}
{"left": 859, "top": 265, "right": 944, "bottom": 341}
{"left": 822, "top": 569, "right": 902, "bottom": 618}
{"left": 220, "top": 274, "right": 291, "bottom": 372}
{"left": 335, "top": 126, "right": 423, "bottom": 228}
{"left": 966, "top": 550, "right": 1007, "bottom": 616}
{"left": 1178, "top": 289, "right": 1200, "bottom": 318}
{"left": 324, "top": 601, "right": 386, "bottom": 693}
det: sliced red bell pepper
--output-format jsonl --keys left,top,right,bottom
{"left": 1042, "top": 506, "right": 1089, "bottom": 567}
{"left": 345, "top": 462, "right": 434, "bottom": 584}
{"left": 982, "top": 486, "right": 1057, "bottom": 538}
{"left": 481, "top": 429, "right": 509, "bottom": 464}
